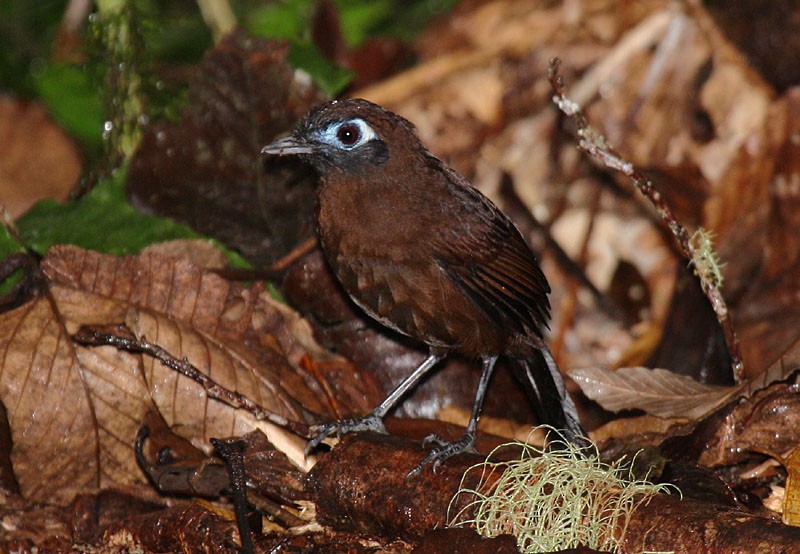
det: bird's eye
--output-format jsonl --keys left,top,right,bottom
{"left": 336, "top": 123, "right": 360, "bottom": 146}
{"left": 321, "top": 118, "right": 377, "bottom": 150}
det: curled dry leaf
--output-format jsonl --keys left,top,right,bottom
{"left": 0, "top": 245, "right": 380, "bottom": 503}
{"left": 570, "top": 366, "right": 734, "bottom": 420}
{"left": 657, "top": 382, "right": 800, "bottom": 469}
{"left": 572, "top": 332, "right": 800, "bottom": 423}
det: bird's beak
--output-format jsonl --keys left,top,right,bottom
{"left": 261, "top": 135, "right": 315, "bottom": 156}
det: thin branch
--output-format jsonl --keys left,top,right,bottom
{"left": 73, "top": 325, "right": 311, "bottom": 437}
{"left": 547, "top": 57, "right": 744, "bottom": 382}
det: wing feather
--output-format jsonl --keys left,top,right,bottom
{"left": 423, "top": 155, "right": 551, "bottom": 338}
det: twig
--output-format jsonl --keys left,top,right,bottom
{"left": 73, "top": 325, "right": 311, "bottom": 437}
{"left": 212, "top": 438, "right": 255, "bottom": 554}
{"left": 265, "top": 235, "right": 319, "bottom": 274}
{"left": 547, "top": 57, "right": 744, "bottom": 382}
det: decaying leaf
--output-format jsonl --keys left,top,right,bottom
{"left": 0, "top": 97, "right": 81, "bottom": 218}
{"left": 573, "top": 329, "right": 800, "bottom": 424}
{"left": 570, "top": 366, "right": 734, "bottom": 420}
{"left": 127, "top": 32, "right": 325, "bottom": 264}
{"left": 783, "top": 447, "right": 800, "bottom": 526}
{"left": 0, "top": 245, "right": 381, "bottom": 503}
{"left": 0, "top": 294, "right": 109, "bottom": 503}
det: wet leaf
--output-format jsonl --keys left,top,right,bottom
{"left": 0, "top": 245, "right": 379, "bottom": 503}
{"left": 127, "top": 32, "right": 325, "bottom": 265}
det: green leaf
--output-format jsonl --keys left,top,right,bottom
{"left": 353, "top": 0, "right": 457, "bottom": 42}
{"left": 15, "top": 165, "right": 249, "bottom": 268}
{"left": 336, "top": 0, "right": 394, "bottom": 47}
{"left": 246, "top": 0, "right": 351, "bottom": 95}
{"left": 0, "top": 223, "right": 25, "bottom": 260}
{"left": 31, "top": 62, "right": 105, "bottom": 156}
{"left": 0, "top": 224, "right": 28, "bottom": 293}
{"left": 288, "top": 42, "right": 353, "bottom": 96}
{"left": 246, "top": 0, "right": 313, "bottom": 41}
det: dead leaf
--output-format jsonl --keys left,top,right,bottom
{"left": 0, "top": 97, "right": 81, "bottom": 218}
{"left": 658, "top": 383, "right": 800, "bottom": 469}
{"left": 0, "top": 297, "right": 109, "bottom": 503}
{"left": 783, "top": 446, "right": 800, "bottom": 526}
{"left": 762, "top": 89, "right": 800, "bottom": 279}
{"left": 590, "top": 413, "right": 687, "bottom": 446}
{"left": 0, "top": 245, "right": 381, "bottom": 503}
{"left": 140, "top": 239, "right": 229, "bottom": 269}
{"left": 127, "top": 32, "right": 325, "bottom": 264}
{"left": 569, "top": 366, "right": 734, "bottom": 420}
{"left": 575, "top": 338, "right": 800, "bottom": 427}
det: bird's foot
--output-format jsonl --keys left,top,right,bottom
{"left": 406, "top": 432, "right": 478, "bottom": 479}
{"left": 305, "top": 414, "right": 386, "bottom": 455}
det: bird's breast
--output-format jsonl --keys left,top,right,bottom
{"left": 315, "top": 174, "right": 511, "bottom": 356}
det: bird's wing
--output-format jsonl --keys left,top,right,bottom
{"left": 427, "top": 161, "right": 551, "bottom": 337}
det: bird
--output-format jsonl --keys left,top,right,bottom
{"left": 262, "top": 98, "right": 587, "bottom": 477}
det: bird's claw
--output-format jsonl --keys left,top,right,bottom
{"left": 407, "top": 432, "right": 478, "bottom": 479}
{"left": 305, "top": 414, "right": 386, "bottom": 455}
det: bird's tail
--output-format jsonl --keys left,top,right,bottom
{"left": 506, "top": 343, "right": 589, "bottom": 449}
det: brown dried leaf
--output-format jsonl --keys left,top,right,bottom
{"left": 0, "top": 97, "right": 81, "bottom": 218}
{"left": 577, "top": 3, "right": 781, "bottom": 294}
{"left": 573, "top": 332, "right": 800, "bottom": 423}
{"left": 140, "top": 239, "right": 230, "bottom": 269}
{"left": 127, "top": 32, "right": 325, "bottom": 264}
{"left": 570, "top": 366, "right": 734, "bottom": 420}
{"left": 0, "top": 245, "right": 379, "bottom": 503}
{"left": 125, "top": 306, "right": 297, "bottom": 441}
{"left": 0, "top": 298, "right": 109, "bottom": 503}
{"left": 783, "top": 447, "right": 800, "bottom": 526}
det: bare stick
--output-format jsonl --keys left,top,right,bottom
{"left": 74, "top": 325, "right": 311, "bottom": 436}
{"left": 547, "top": 57, "right": 743, "bottom": 382}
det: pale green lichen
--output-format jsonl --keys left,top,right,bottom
{"left": 448, "top": 430, "right": 677, "bottom": 553}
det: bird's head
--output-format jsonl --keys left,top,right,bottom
{"left": 261, "top": 98, "right": 419, "bottom": 173}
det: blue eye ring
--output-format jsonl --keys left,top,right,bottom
{"left": 321, "top": 118, "right": 377, "bottom": 150}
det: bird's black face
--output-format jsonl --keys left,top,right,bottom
{"left": 262, "top": 100, "right": 392, "bottom": 173}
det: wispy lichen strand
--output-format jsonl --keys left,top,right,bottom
{"left": 449, "top": 434, "right": 676, "bottom": 553}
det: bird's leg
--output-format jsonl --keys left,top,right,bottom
{"left": 305, "top": 351, "right": 445, "bottom": 455}
{"left": 540, "top": 348, "right": 589, "bottom": 449}
{"left": 407, "top": 354, "right": 498, "bottom": 479}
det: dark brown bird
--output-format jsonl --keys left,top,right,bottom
{"left": 262, "top": 98, "right": 586, "bottom": 476}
